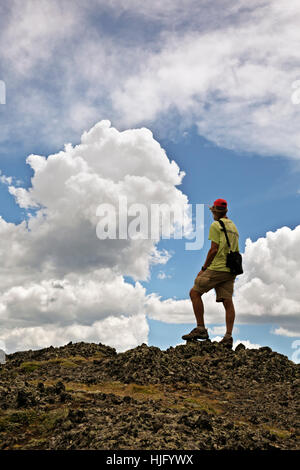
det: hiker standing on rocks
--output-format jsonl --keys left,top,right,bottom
{"left": 182, "top": 199, "right": 239, "bottom": 348}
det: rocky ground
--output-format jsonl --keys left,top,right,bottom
{"left": 0, "top": 340, "right": 299, "bottom": 450}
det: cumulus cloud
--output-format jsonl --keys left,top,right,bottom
{"left": 0, "top": 314, "right": 149, "bottom": 354}
{"left": 0, "top": 120, "right": 189, "bottom": 352}
{"left": 3, "top": 121, "right": 187, "bottom": 280}
{"left": 145, "top": 288, "right": 227, "bottom": 325}
{"left": 273, "top": 327, "right": 300, "bottom": 338}
{"left": 233, "top": 225, "right": 300, "bottom": 335}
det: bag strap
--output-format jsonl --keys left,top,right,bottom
{"left": 218, "top": 219, "right": 231, "bottom": 249}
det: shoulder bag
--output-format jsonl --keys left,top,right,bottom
{"left": 218, "top": 219, "right": 243, "bottom": 275}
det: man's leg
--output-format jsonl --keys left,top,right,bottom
{"left": 222, "top": 298, "right": 235, "bottom": 335}
{"left": 182, "top": 287, "right": 209, "bottom": 340}
{"left": 189, "top": 288, "right": 205, "bottom": 328}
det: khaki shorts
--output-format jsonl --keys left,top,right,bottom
{"left": 192, "top": 269, "right": 236, "bottom": 302}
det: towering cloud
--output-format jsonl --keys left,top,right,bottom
{"left": 0, "top": 120, "right": 188, "bottom": 353}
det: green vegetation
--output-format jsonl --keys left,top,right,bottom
{"left": 0, "top": 407, "right": 69, "bottom": 435}
{"left": 17, "top": 353, "right": 105, "bottom": 373}
{"left": 184, "top": 397, "right": 221, "bottom": 414}
{"left": 19, "top": 362, "right": 42, "bottom": 372}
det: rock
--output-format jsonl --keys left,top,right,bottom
{"left": 54, "top": 381, "right": 65, "bottom": 394}
{"left": 16, "top": 389, "right": 29, "bottom": 408}
{"left": 68, "top": 409, "right": 85, "bottom": 423}
{"left": 259, "top": 346, "right": 273, "bottom": 354}
{"left": 152, "top": 420, "right": 163, "bottom": 433}
{"left": 37, "top": 382, "right": 45, "bottom": 393}
{"left": 235, "top": 343, "right": 246, "bottom": 352}
{"left": 195, "top": 413, "right": 213, "bottom": 432}
{"left": 16, "top": 389, "right": 35, "bottom": 408}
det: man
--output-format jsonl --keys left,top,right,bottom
{"left": 182, "top": 198, "right": 239, "bottom": 348}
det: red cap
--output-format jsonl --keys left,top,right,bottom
{"left": 213, "top": 198, "right": 227, "bottom": 209}
{"left": 209, "top": 198, "right": 228, "bottom": 212}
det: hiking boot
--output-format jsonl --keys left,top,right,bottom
{"left": 219, "top": 334, "right": 233, "bottom": 348}
{"left": 182, "top": 327, "right": 209, "bottom": 341}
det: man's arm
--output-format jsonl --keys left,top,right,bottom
{"left": 197, "top": 241, "right": 219, "bottom": 275}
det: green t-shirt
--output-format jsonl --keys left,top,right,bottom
{"left": 208, "top": 218, "right": 239, "bottom": 272}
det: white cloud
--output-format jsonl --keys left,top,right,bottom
{"left": 145, "top": 289, "right": 226, "bottom": 324}
{"left": 0, "top": 120, "right": 189, "bottom": 353}
{"left": 0, "top": 314, "right": 149, "bottom": 354}
{"left": 157, "top": 271, "right": 172, "bottom": 280}
{"left": 2, "top": 1, "right": 300, "bottom": 160}
{"left": 209, "top": 325, "right": 239, "bottom": 336}
{"left": 8, "top": 186, "right": 39, "bottom": 208}
{"left": 0, "top": 273, "right": 148, "bottom": 328}
{"left": 0, "top": 174, "right": 12, "bottom": 185}
{"left": 291, "top": 340, "right": 300, "bottom": 363}
{"left": 111, "top": 0, "right": 300, "bottom": 158}
{"left": 3, "top": 120, "right": 187, "bottom": 281}
{"left": 233, "top": 225, "right": 300, "bottom": 334}
{"left": 272, "top": 327, "right": 300, "bottom": 338}
{"left": 1, "top": 0, "right": 79, "bottom": 76}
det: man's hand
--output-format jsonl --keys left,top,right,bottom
{"left": 194, "top": 241, "right": 218, "bottom": 283}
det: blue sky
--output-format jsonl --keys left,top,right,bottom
{"left": 0, "top": 0, "right": 300, "bottom": 362}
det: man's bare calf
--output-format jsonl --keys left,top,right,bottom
{"left": 189, "top": 288, "right": 205, "bottom": 328}
{"left": 222, "top": 298, "right": 235, "bottom": 336}
{"left": 189, "top": 288, "right": 236, "bottom": 337}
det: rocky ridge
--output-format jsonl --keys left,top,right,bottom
{"left": 0, "top": 340, "right": 299, "bottom": 450}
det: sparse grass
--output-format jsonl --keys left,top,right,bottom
{"left": 36, "top": 380, "right": 224, "bottom": 415}
{"left": 0, "top": 409, "right": 40, "bottom": 432}
{"left": 61, "top": 381, "right": 161, "bottom": 399}
{"left": 188, "top": 383, "right": 206, "bottom": 391}
{"left": 128, "top": 384, "right": 158, "bottom": 395}
{"left": 232, "top": 420, "right": 293, "bottom": 441}
{"left": 184, "top": 397, "right": 222, "bottom": 414}
{"left": 190, "top": 356, "right": 207, "bottom": 363}
{"left": 263, "top": 425, "right": 292, "bottom": 439}
{"left": 18, "top": 362, "right": 42, "bottom": 372}
{"left": 0, "top": 406, "right": 69, "bottom": 441}
{"left": 38, "top": 407, "right": 69, "bottom": 432}
{"left": 17, "top": 353, "right": 105, "bottom": 373}
{"left": 18, "top": 357, "right": 81, "bottom": 371}
{"left": 12, "top": 437, "right": 49, "bottom": 450}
